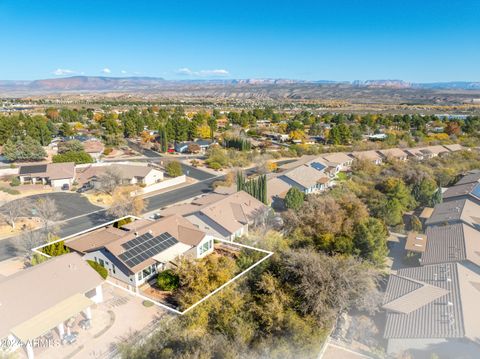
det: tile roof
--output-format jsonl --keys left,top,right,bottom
{"left": 425, "top": 199, "right": 480, "bottom": 229}
{"left": 456, "top": 171, "right": 480, "bottom": 186}
{"left": 267, "top": 177, "right": 291, "bottom": 200}
{"left": 76, "top": 164, "right": 158, "bottom": 185}
{"left": 378, "top": 148, "right": 408, "bottom": 159}
{"left": 320, "top": 152, "right": 353, "bottom": 166}
{"left": 384, "top": 263, "right": 466, "bottom": 339}
{"left": 443, "top": 182, "right": 480, "bottom": 201}
{"left": 281, "top": 164, "right": 329, "bottom": 189}
{"left": 426, "top": 145, "right": 450, "bottom": 155}
{"left": 198, "top": 191, "right": 267, "bottom": 234}
{"left": 443, "top": 144, "right": 464, "bottom": 152}
{"left": 421, "top": 223, "right": 480, "bottom": 267}
{"left": 159, "top": 191, "right": 267, "bottom": 235}
{"left": 349, "top": 150, "right": 383, "bottom": 162}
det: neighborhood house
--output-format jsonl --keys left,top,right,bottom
{"left": 159, "top": 191, "right": 268, "bottom": 241}
{"left": 76, "top": 164, "right": 164, "bottom": 188}
{"left": 18, "top": 162, "right": 75, "bottom": 188}
{"left": 65, "top": 215, "right": 214, "bottom": 289}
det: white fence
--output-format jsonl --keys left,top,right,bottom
{"left": 130, "top": 175, "right": 186, "bottom": 196}
{"left": 0, "top": 168, "right": 19, "bottom": 177}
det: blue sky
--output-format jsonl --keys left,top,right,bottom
{"left": 1, "top": 0, "right": 479, "bottom": 82}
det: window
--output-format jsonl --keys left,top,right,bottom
{"left": 137, "top": 271, "right": 143, "bottom": 281}
{"left": 199, "top": 239, "right": 212, "bottom": 256}
{"left": 98, "top": 259, "right": 105, "bottom": 267}
{"left": 112, "top": 265, "right": 116, "bottom": 274}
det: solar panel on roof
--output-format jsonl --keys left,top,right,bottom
{"left": 310, "top": 162, "right": 326, "bottom": 172}
{"left": 471, "top": 183, "right": 480, "bottom": 199}
{"left": 119, "top": 232, "right": 179, "bottom": 269}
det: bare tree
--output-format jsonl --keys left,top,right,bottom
{"left": 281, "top": 249, "right": 383, "bottom": 326}
{"left": 98, "top": 166, "right": 123, "bottom": 195}
{"left": 33, "top": 198, "right": 63, "bottom": 234}
{"left": 0, "top": 198, "right": 29, "bottom": 229}
{"left": 15, "top": 229, "right": 46, "bottom": 259}
{"left": 107, "top": 187, "right": 146, "bottom": 218}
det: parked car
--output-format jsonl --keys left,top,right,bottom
{"left": 76, "top": 183, "right": 93, "bottom": 193}
{"left": 61, "top": 184, "right": 70, "bottom": 191}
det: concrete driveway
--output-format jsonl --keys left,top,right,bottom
{"left": 3, "top": 192, "right": 103, "bottom": 221}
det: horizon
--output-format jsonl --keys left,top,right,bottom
{"left": 1, "top": 1, "right": 480, "bottom": 82}
{"left": 2, "top": 75, "right": 480, "bottom": 84}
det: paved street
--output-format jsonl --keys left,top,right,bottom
{"left": 0, "top": 175, "right": 224, "bottom": 261}
{"left": 2, "top": 192, "right": 103, "bottom": 219}
{"left": 0, "top": 142, "right": 261, "bottom": 261}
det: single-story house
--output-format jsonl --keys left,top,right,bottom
{"left": 159, "top": 191, "right": 268, "bottom": 241}
{"left": 174, "top": 139, "right": 214, "bottom": 153}
{"left": 18, "top": 162, "right": 75, "bottom": 188}
{"left": 420, "top": 223, "right": 480, "bottom": 267}
{"left": 277, "top": 163, "right": 331, "bottom": 195}
{"left": 0, "top": 253, "right": 104, "bottom": 359}
{"left": 383, "top": 262, "right": 480, "bottom": 356}
{"left": 76, "top": 164, "right": 164, "bottom": 188}
{"left": 320, "top": 152, "right": 354, "bottom": 170}
{"left": 443, "top": 144, "right": 465, "bottom": 153}
{"left": 442, "top": 182, "right": 480, "bottom": 205}
{"left": 378, "top": 148, "right": 408, "bottom": 161}
{"left": 349, "top": 151, "right": 383, "bottom": 165}
{"left": 425, "top": 199, "right": 480, "bottom": 229}
{"left": 65, "top": 215, "right": 214, "bottom": 289}
{"left": 426, "top": 145, "right": 450, "bottom": 157}
{"left": 405, "top": 147, "right": 432, "bottom": 160}
{"left": 82, "top": 139, "right": 105, "bottom": 161}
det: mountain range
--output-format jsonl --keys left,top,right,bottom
{"left": 0, "top": 76, "right": 479, "bottom": 93}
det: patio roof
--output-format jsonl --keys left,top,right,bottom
{"left": 11, "top": 293, "right": 93, "bottom": 342}
{"left": 152, "top": 242, "right": 192, "bottom": 264}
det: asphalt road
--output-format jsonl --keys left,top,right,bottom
{"left": 1, "top": 192, "right": 103, "bottom": 219}
{"left": 0, "top": 143, "right": 259, "bottom": 261}
{"left": 126, "top": 139, "right": 215, "bottom": 181}
{"left": 0, "top": 174, "right": 223, "bottom": 261}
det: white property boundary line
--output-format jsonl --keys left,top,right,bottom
{"left": 31, "top": 215, "right": 141, "bottom": 258}
{"left": 31, "top": 215, "right": 274, "bottom": 316}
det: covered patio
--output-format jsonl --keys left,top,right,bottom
{"left": 11, "top": 294, "right": 95, "bottom": 359}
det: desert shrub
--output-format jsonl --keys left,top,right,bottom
{"left": 10, "top": 177, "right": 21, "bottom": 187}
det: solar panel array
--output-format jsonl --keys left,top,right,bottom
{"left": 310, "top": 162, "right": 326, "bottom": 172}
{"left": 119, "top": 232, "right": 178, "bottom": 268}
{"left": 471, "top": 183, "right": 480, "bottom": 199}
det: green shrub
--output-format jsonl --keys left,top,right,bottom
{"left": 87, "top": 260, "right": 108, "bottom": 279}
{"left": 10, "top": 177, "right": 21, "bottom": 187}
{"left": 207, "top": 161, "right": 222, "bottom": 170}
{"left": 156, "top": 269, "right": 179, "bottom": 291}
{"left": 165, "top": 161, "right": 183, "bottom": 177}
{"left": 53, "top": 151, "right": 94, "bottom": 164}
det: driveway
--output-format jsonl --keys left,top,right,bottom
{"left": 2, "top": 192, "right": 103, "bottom": 220}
